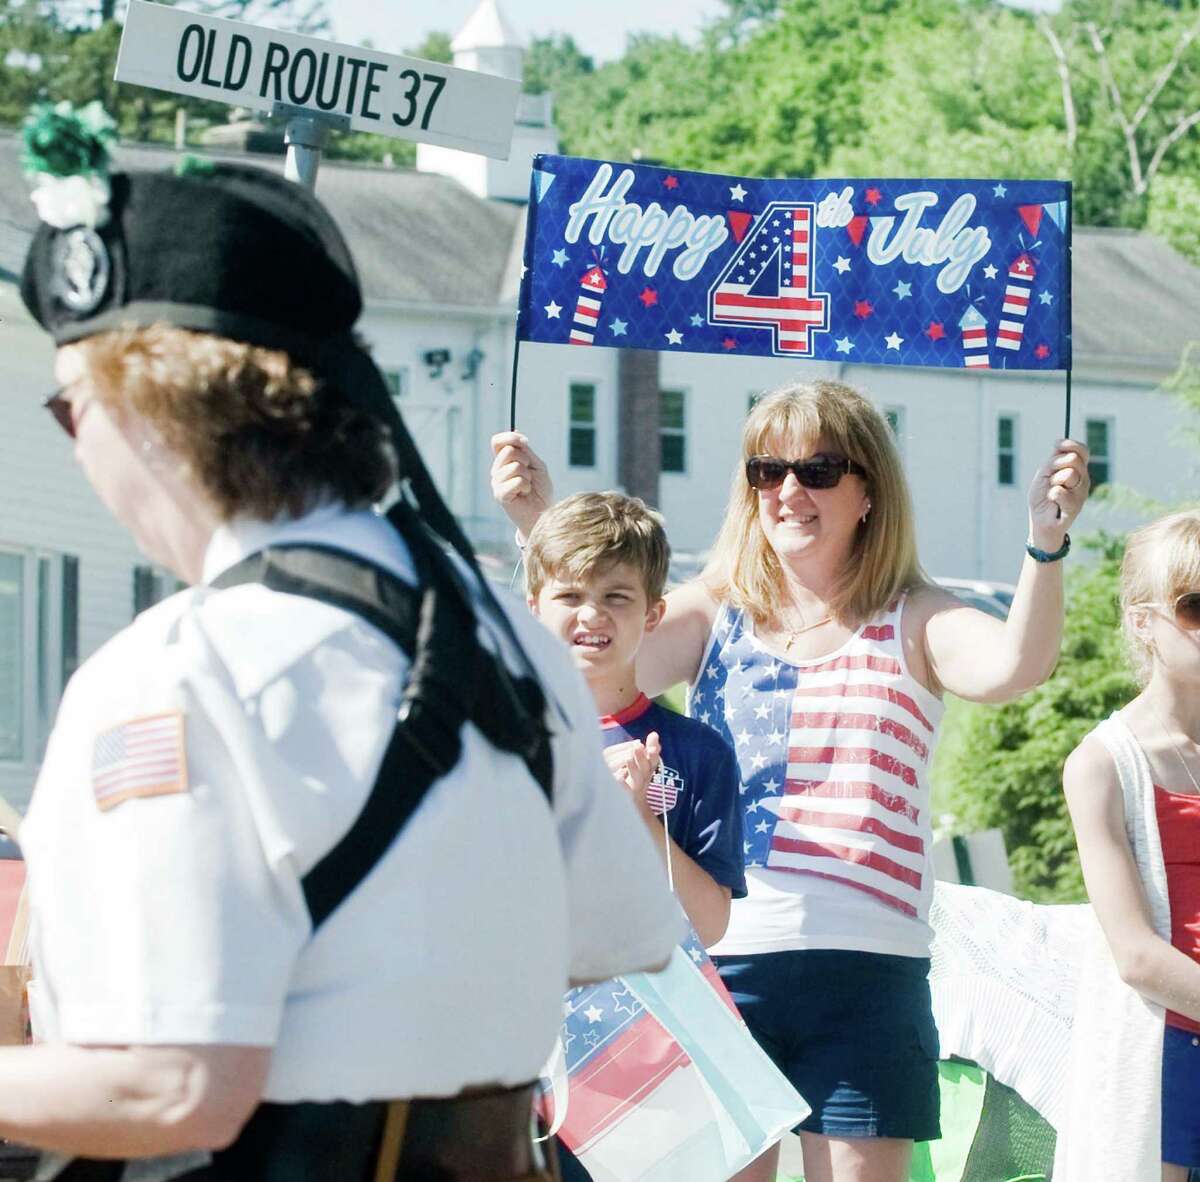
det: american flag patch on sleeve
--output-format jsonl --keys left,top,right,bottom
{"left": 92, "top": 712, "right": 188, "bottom": 812}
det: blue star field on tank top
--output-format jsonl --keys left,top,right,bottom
{"left": 689, "top": 595, "right": 945, "bottom": 958}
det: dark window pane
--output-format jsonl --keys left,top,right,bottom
{"left": 662, "top": 433, "right": 686, "bottom": 473}
{"left": 886, "top": 409, "right": 902, "bottom": 436}
{"left": 569, "top": 383, "right": 595, "bottom": 423}
{"left": 569, "top": 426, "right": 595, "bottom": 468}
{"left": 61, "top": 556, "right": 79, "bottom": 687}
{"left": 1086, "top": 419, "right": 1109, "bottom": 457}
{"left": 1088, "top": 460, "right": 1110, "bottom": 489}
{"left": 998, "top": 453, "right": 1014, "bottom": 486}
{"left": 661, "top": 389, "right": 685, "bottom": 430}
{"left": 133, "top": 566, "right": 158, "bottom": 617}
{"left": 998, "top": 417, "right": 1014, "bottom": 450}
{"left": 383, "top": 370, "right": 406, "bottom": 399}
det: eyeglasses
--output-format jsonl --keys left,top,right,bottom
{"left": 1134, "top": 592, "right": 1200, "bottom": 632}
{"left": 745, "top": 454, "right": 868, "bottom": 491}
{"left": 43, "top": 386, "right": 78, "bottom": 438}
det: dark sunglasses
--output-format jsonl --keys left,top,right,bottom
{"left": 746, "top": 454, "right": 868, "bottom": 491}
{"left": 43, "top": 387, "right": 77, "bottom": 439}
{"left": 1135, "top": 591, "right": 1200, "bottom": 632}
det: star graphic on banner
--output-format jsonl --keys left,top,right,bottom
{"left": 584, "top": 1004, "right": 604, "bottom": 1024}
{"left": 755, "top": 819, "right": 771, "bottom": 834}
{"left": 1035, "top": 343, "right": 1050, "bottom": 359}
{"left": 639, "top": 287, "right": 658, "bottom": 307}
{"left": 926, "top": 321, "right": 946, "bottom": 341}
{"left": 664, "top": 175, "right": 679, "bottom": 190}
{"left": 730, "top": 183, "right": 748, "bottom": 202}
{"left": 833, "top": 256, "right": 852, "bottom": 274}
{"left": 1016, "top": 258, "right": 1031, "bottom": 273}
{"left": 983, "top": 264, "right": 998, "bottom": 280}
{"left": 722, "top": 336, "right": 738, "bottom": 351}
{"left": 767, "top": 729, "right": 785, "bottom": 746}
{"left": 700, "top": 710, "right": 711, "bottom": 724}
{"left": 1039, "top": 291, "right": 1054, "bottom": 305}
{"left": 854, "top": 299, "right": 874, "bottom": 319}
{"left": 865, "top": 186, "right": 883, "bottom": 206}
{"left": 584, "top": 1030, "right": 600, "bottom": 1049}
{"left": 754, "top": 703, "right": 771, "bottom": 720}
{"left": 551, "top": 248, "right": 568, "bottom": 268}
{"left": 610, "top": 318, "right": 628, "bottom": 337}
{"left": 835, "top": 336, "right": 854, "bottom": 353}
{"left": 690, "top": 312, "right": 704, "bottom": 326}
{"left": 665, "top": 328, "right": 683, "bottom": 345}
{"left": 893, "top": 280, "right": 912, "bottom": 300}
{"left": 885, "top": 331, "right": 904, "bottom": 350}
{"left": 763, "top": 778, "right": 780, "bottom": 793}
{"left": 689, "top": 946, "right": 703, "bottom": 963}
{"left": 737, "top": 728, "right": 752, "bottom": 745}
{"left": 746, "top": 800, "right": 760, "bottom": 815}
{"left": 750, "top": 752, "right": 769, "bottom": 771}
{"left": 993, "top": 182, "right": 1008, "bottom": 198}
{"left": 544, "top": 301, "right": 562, "bottom": 319}
{"left": 611, "top": 985, "right": 639, "bottom": 1016}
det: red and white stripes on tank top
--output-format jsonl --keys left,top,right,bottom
{"left": 690, "top": 595, "right": 945, "bottom": 956}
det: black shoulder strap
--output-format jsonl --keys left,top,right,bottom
{"left": 212, "top": 521, "right": 554, "bottom": 931}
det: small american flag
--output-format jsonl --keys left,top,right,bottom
{"left": 92, "top": 712, "right": 187, "bottom": 812}
{"left": 645, "top": 763, "right": 682, "bottom": 816}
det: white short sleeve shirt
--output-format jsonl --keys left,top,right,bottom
{"left": 20, "top": 505, "right": 682, "bottom": 1103}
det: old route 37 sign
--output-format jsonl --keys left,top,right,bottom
{"left": 115, "top": 0, "right": 520, "bottom": 159}
{"left": 519, "top": 155, "right": 1071, "bottom": 371}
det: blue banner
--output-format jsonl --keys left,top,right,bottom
{"left": 518, "top": 155, "right": 1071, "bottom": 371}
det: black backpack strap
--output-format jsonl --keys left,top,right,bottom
{"left": 211, "top": 520, "right": 553, "bottom": 931}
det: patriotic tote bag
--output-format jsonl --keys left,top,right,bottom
{"left": 543, "top": 930, "right": 808, "bottom": 1182}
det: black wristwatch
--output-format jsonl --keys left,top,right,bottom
{"left": 1026, "top": 534, "right": 1071, "bottom": 563}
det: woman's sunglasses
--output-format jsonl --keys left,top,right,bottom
{"left": 745, "top": 454, "right": 867, "bottom": 492}
{"left": 43, "top": 387, "right": 78, "bottom": 439}
{"left": 1135, "top": 591, "right": 1200, "bottom": 632}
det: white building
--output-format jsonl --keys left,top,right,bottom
{"left": 0, "top": 0, "right": 1198, "bottom": 808}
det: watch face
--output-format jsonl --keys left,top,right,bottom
{"left": 51, "top": 227, "right": 111, "bottom": 316}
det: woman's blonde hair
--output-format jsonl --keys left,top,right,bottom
{"left": 1120, "top": 509, "right": 1200, "bottom": 684}
{"left": 702, "top": 380, "right": 924, "bottom": 627}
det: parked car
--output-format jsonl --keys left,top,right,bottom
{"left": 934, "top": 577, "right": 1017, "bottom": 620}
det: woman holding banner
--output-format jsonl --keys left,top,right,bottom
{"left": 492, "top": 379, "right": 1089, "bottom": 1182}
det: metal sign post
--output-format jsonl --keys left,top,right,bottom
{"left": 272, "top": 103, "right": 349, "bottom": 190}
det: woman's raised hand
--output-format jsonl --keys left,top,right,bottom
{"left": 490, "top": 432, "right": 555, "bottom": 540}
{"left": 1028, "top": 438, "right": 1090, "bottom": 547}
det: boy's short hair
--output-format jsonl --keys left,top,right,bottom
{"left": 525, "top": 492, "right": 671, "bottom": 602}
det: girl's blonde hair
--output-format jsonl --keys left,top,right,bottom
{"left": 1120, "top": 509, "right": 1200, "bottom": 684}
{"left": 702, "top": 380, "right": 924, "bottom": 627}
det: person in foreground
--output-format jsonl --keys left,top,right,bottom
{"left": 1060, "top": 510, "right": 1200, "bottom": 1182}
{"left": 492, "top": 381, "right": 1090, "bottom": 1182}
{"left": 7, "top": 149, "right": 682, "bottom": 1177}
{"left": 523, "top": 492, "right": 746, "bottom": 1182}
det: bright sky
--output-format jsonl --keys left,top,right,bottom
{"left": 327, "top": 0, "right": 728, "bottom": 62}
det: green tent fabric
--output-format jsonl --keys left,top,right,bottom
{"left": 779, "top": 1060, "right": 1056, "bottom": 1182}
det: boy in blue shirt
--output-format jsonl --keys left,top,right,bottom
{"left": 524, "top": 491, "right": 746, "bottom": 949}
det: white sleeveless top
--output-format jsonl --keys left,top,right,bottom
{"left": 690, "top": 595, "right": 944, "bottom": 958}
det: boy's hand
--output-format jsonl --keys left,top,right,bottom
{"left": 490, "top": 432, "right": 554, "bottom": 541}
{"left": 603, "top": 732, "right": 663, "bottom": 824}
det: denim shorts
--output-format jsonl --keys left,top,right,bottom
{"left": 713, "top": 949, "right": 941, "bottom": 1141}
{"left": 1163, "top": 1023, "right": 1200, "bottom": 1167}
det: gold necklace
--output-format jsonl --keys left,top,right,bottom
{"left": 1148, "top": 704, "right": 1200, "bottom": 795}
{"left": 780, "top": 611, "right": 833, "bottom": 650}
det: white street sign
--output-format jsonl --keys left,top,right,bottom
{"left": 115, "top": 1, "right": 520, "bottom": 160}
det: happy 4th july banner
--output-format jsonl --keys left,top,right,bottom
{"left": 517, "top": 154, "right": 1072, "bottom": 371}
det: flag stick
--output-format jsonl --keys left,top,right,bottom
{"left": 509, "top": 327, "right": 523, "bottom": 431}
{"left": 1064, "top": 368, "right": 1073, "bottom": 439}
{"left": 1063, "top": 186, "right": 1074, "bottom": 440}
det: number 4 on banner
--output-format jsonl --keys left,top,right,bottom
{"left": 707, "top": 202, "right": 829, "bottom": 356}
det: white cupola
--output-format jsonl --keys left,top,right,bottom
{"left": 416, "top": 0, "right": 560, "bottom": 202}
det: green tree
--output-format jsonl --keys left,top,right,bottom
{"left": 524, "top": 33, "right": 593, "bottom": 96}
{"left": 407, "top": 30, "right": 452, "bottom": 64}
{"left": 933, "top": 536, "right": 1138, "bottom": 903}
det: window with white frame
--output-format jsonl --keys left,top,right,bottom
{"left": 661, "top": 389, "right": 687, "bottom": 474}
{"left": 884, "top": 406, "right": 906, "bottom": 457}
{"left": 382, "top": 368, "right": 409, "bottom": 400}
{"left": 0, "top": 549, "right": 79, "bottom": 765}
{"left": 568, "top": 382, "right": 597, "bottom": 468}
{"left": 1086, "top": 418, "right": 1112, "bottom": 488}
{"left": 997, "top": 415, "right": 1017, "bottom": 486}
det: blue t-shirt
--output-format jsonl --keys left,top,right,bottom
{"left": 600, "top": 694, "right": 746, "bottom": 899}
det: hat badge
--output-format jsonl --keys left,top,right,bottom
{"left": 51, "top": 227, "right": 110, "bottom": 316}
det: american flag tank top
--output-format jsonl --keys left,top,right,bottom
{"left": 689, "top": 596, "right": 945, "bottom": 951}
